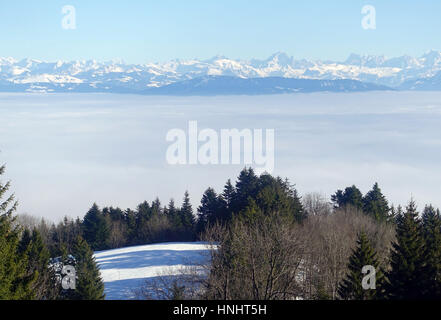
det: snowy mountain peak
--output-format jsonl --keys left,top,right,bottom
{"left": 344, "top": 53, "right": 386, "bottom": 67}
{"left": 267, "top": 52, "right": 293, "bottom": 66}
{"left": 421, "top": 50, "right": 441, "bottom": 66}
{"left": 1, "top": 51, "right": 441, "bottom": 93}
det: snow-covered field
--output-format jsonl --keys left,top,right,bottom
{"left": 94, "top": 242, "right": 211, "bottom": 300}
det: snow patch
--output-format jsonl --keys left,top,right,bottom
{"left": 94, "top": 242, "right": 212, "bottom": 300}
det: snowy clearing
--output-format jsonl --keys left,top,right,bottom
{"left": 94, "top": 242, "right": 211, "bottom": 300}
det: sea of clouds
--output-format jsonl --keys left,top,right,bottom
{"left": 1, "top": 91, "right": 441, "bottom": 221}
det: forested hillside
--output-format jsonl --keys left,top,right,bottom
{"left": 1, "top": 164, "right": 441, "bottom": 300}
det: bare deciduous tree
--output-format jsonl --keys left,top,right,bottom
{"left": 201, "top": 214, "right": 308, "bottom": 300}
{"left": 300, "top": 206, "right": 395, "bottom": 299}
{"left": 302, "top": 192, "right": 332, "bottom": 217}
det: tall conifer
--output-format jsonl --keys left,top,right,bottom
{"left": 72, "top": 236, "right": 105, "bottom": 300}
{"left": 338, "top": 232, "right": 385, "bottom": 300}
{"left": 386, "top": 201, "right": 426, "bottom": 299}
{"left": 422, "top": 205, "right": 441, "bottom": 298}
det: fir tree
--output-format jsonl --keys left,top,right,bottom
{"left": 386, "top": 200, "right": 426, "bottom": 300}
{"left": 17, "top": 228, "right": 57, "bottom": 300}
{"left": 231, "top": 168, "right": 259, "bottom": 213}
{"left": 197, "top": 188, "right": 222, "bottom": 233}
{"left": 71, "top": 236, "right": 105, "bottom": 300}
{"left": 124, "top": 208, "right": 137, "bottom": 244}
{"left": 338, "top": 232, "right": 385, "bottom": 300}
{"left": 0, "top": 165, "right": 17, "bottom": 216}
{"left": 16, "top": 229, "right": 39, "bottom": 299}
{"left": 222, "top": 179, "right": 235, "bottom": 211}
{"left": 137, "top": 201, "right": 152, "bottom": 220}
{"left": 248, "top": 174, "right": 305, "bottom": 223}
{"left": 151, "top": 198, "right": 162, "bottom": 216}
{"left": 82, "top": 203, "right": 109, "bottom": 251}
{"left": 180, "top": 191, "right": 195, "bottom": 231}
{"left": 0, "top": 213, "right": 27, "bottom": 299}
{"left": 0, "top": 165, "right": 30, "bottom": 299}
{"left": 422, "top": 205, "right": 441, "bottom": 299}
{"left": 331, "top": 185, "right": 363, "bottom": 210}
{"left": 362, "top": 183, "right": 390, "bottom": 222}
{"left": 134, "top": 201, "right": 153, "bottom": 244}
{"left": 167, "top": 199, "right": 181, "bottom": 228}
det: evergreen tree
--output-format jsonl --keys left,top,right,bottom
{"left": 241, "top": 174, "right": 305, "bottom": 223}
{"left": 0, "top": 213, "right": 28, "bottom": 299}
{"left": 134, "top": 201, "right": 153, "bottom": 244}
{"left": 167, "top": 199, "right": 181, "bottom": 228}
{"left": 30, "top": 229, "right": 59, "bottom": 299}
{"left": 362, "top": 183, "right": 390, "bottom": 222}
{"left": 422, "top": 205, "right": 441, "bottom": 298}
{"left": 18, "top": 228, "right": 56, "bottom": 300}
{"left": 16, "top": 229, "right": 38, "bottom": 299}
{"left": 71, "top": 236, "right": 105, "bottom": 300}
{"left": 0, "top": 165, "right": 17, "bottom": 217}
{"left": 222, "top": 180, "right": 235, "bottom": 211}
{"left": 151, "top": 198, "right": 162, "bottom": 216}
{"left": 331, "top": 185, "right": 363, "bottom": 210}
{"left": 137, "top": 201, "right": 152, "bottom": 220}
{"left": 0, "top": 165, "right": 30, "bottom": 299}
{"left": 180, "top": 191, "right": 195, "bottom": 231}
{"left": 197, "top": 188, "right": 222, "bottom": 233}
{"left": 338, "top": 232, "right": 385, "bottom": 300}
{"left": 124, "top": 208, "right": 137, "bottom": 244}
{"left": 231, "top": 168, "right": 259, "bottom": 214}
{"left": 389, "top": 205, "right": 399, "bottom": 224}
{"left": 103, "top": 206, "right": 125, "bottom": 221}
{"left": 386, "top": 201, "right": 426, "bottom": 299}
{"left": 205, "top": 170, "right": 306, "bottom": 225}
{"left": 18, "top": 228, "right": 32, "bottom": 256}
{"left": 82, "top": 203, "right": 109, "bottom": 250}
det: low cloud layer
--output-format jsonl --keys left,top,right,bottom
{"left": 1, "top": 91, "right": 440, "bottom": 221}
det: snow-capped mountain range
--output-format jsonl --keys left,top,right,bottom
{"left": 1, "top": 51, "right": 441, "bottom": 94}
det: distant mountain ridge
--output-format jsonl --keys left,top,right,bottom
{"left": 144, "top": 76, "right": 391, "bottom": 95}
{"left": 1, "top": 51, "right": 441, "bottom": 94}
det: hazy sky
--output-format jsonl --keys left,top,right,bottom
{"left": 1, "top": 1, "right": 441, "bottom": 63}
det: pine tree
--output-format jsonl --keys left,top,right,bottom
{"left": 180, "top": 191, "right": 195, "bottom": 231}
{"left": 422, "top": 205, "right": 441, "bottom": 299}
{"left": 362, "top": 183, "right": 390, "bottom": 222}
{"left": 0, "top": 213, "right": 27, "bottom": 299}
{"left": 151, "top": 198, "right": 162, "bottom": 216}
{"left": 137, "top": 201, "right": 152, "bottom": 220}
{"left": 331, "top": 185, "right": 363, "bottom": 210}
{"left": 389, "top": 205, "right": 399, "bottom": 224}
{"left": 82, "top": 203, "right": 109, "bottom": 251}
{"left": 197, "top": 188, "right": 222, "bottom": 233}
{"left": 167, "top": 199, "right": 181, "bottom": 229}
{"left": 134, "top": 201, "right": 153, "bottom": 244}
{"left": 338, "top": 232, "right": 385, "bottom": 300}
{"left": 286, "top": 181, "right": 306, "bottom": 223}
{"left": 222, "top": 180, "right": 235, "bottom": 212}
{"left": 250, "top": 174, "right": 305, "bottom": 223}
{"left": 124, "top": 208, "right": 137, "bottom": 245}
{"left": 386, "top": 200, "right": 426, "bottom": 299}
{"left": 0, "top": 165, "right": 29, "bottom": 299}
{"left": 231, "top": 168, "right": 259, "bottom": 214}
{"left": 71, "top": 236, "right": 105, "bottom": 300}
{"left": 16, "top": 229, "right": 39, "bottom": 299}
{"left": 0, "top": 165, "right": 17, "bottom": 217}
{"left": 25, "top": 229, "right": 57, "bottom": 300}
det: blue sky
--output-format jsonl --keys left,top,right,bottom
{"left": 1, "top": 0, "right": 441, "bottom": 63}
